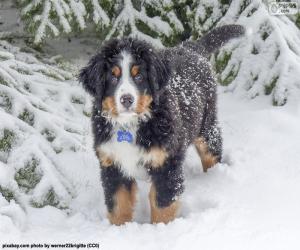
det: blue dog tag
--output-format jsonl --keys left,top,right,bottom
{"left": 117, "top": 130, "right": 133, "bottom": 143}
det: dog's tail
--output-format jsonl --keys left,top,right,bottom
{"left": 184, "top": 25, "right": 245, "bottom": 57}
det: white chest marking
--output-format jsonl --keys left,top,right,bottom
{"left": 99, "top": 127, "right": 149, "bottom": 180}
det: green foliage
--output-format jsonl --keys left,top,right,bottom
{"left": 273, "top": 96, "right": 287, "bottom": 106}
{"left": 143, "top": 0, "right": 191, "bottom": 46}
{"left": 215, "top": 51, "right": 232, "bottom": 73}
{"left": 265, "top": 76, "right": 279, "bottom": 95}
{"left": 31, "top": 188, "right": 65, "bottom": 209}
{"left": 198, "top": 6, "right": 213, "bottom": 26}
{"left": 53, "top": 147, "right": 63, "bottom": 154}
{"left": 221, "top": 66, "right": 239, "bottom": 86}
{"left": 18, "top": 109, "right": 35, "bottom": 126}
{"left": 251, "top": 46, "right": 259, "bottom": 55}
{"left": 238, "top": 0, "right": 251, "bottom": 15}
{"left": 71, "top": 95, "right": 85, "bottom": 104}
{"left": 37, "top": 69, "right": 65, "bottom": 80}
{"left": 0, "top": 40, "right": 86, "bottom": 211}
{"left": 0, "top": 129, "right": 15, "bottom": 153}
{"left": 15, "top": 157, "right": 42, "bottom": 193}
{"left": 215, "top": 51, "right": 240, "bottom": 86}
{"left": 13, "top": 0, "right": 300, "bottom": 108}
{"left": 260, "top": 22, "right": 272, "bottom": 41}
{"left": 191, "top": 0, "right": 229, "bottom": 40}
{"left": 261, "top": 31, "right": 269, "bottom": 41}
{"left": 296, "top": 14, "right": 300, "bottom": 29}
{"left": 83, "top": 110, "right": 91, "bottom": 117}
{"left": 0, "top": 186, "right": 15, "bottom": 202}
{"left": 0, "top": 92, "right": 13, "bottom": 113}
{"left": 41, "top": 128, "right": 56, "bottom": 142}
{"left": 18, "top": 0, "right": 189, "bottom": 46}
{"left": 0, "top": 76, "right": 9, "bottom": 86}
{"left": 275, "top": 50, "right": 280, "bottom": 61}
{"left": 10, "top": 66, "right": 33, "bottom": 75}
{"left": 136, "top": 20, "right": 159, "bottom": 39}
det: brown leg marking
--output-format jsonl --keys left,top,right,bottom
{"left": 136, "top": 95, "right": 153, "bottom": 114}
{"left": 149, "top": 184, "right": 179, "bottom": 224}
{"left": 194, "top": 137, "right": 218, "bottom": 172}
{"left": 108, "top": 182, "right": 137, "bottom": 225}
{"left": 102, "top": 97, "right": 118, "bottom": 116}
{"left": 96, "top": 148, "right": 114, "bottom": 167}
{"left": 146, "top": 147, "right": 169, "bottom": 168}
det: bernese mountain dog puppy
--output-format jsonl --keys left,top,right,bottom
{"left": 79, "top": 25, "right": 245, "bottom": 225}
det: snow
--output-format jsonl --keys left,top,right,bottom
{"left": 106, "top": 0, "right": 173, "bottom": 48}
{"left": 193, "top": 0, "right": 226, "bottom": 35}
{"left": 0, "top": 40, "right": 90, "bottom": 212}
{"left": 1, "top": 87, "right": 300, "bottom": 249}
{"left": 18, "top": 0, "right": 180, "bottom": 46}
{"left": 20, "top": 0, "right": 102, "bottom": 44}
{"left": 91, "top": 0, "right": 110, "bottom": 26}
{"left": 69, "top": 0, "right": 86, "bottom": 30}
{"left": 217, "top": 0, "right": 300, "bottom": 105}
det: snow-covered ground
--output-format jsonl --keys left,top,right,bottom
{"left": 1, "top": 88, "right": 300, "bottom": 249}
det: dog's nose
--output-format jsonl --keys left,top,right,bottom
{"left": 120, "top": 94, "right": 134, "bottom": 109}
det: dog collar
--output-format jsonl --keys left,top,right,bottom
{"left": 117, "top": 130, "right": 133, "bottom": 143}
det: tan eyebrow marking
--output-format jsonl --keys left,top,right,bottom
{"left": 112, "top": 66, "right": 121, "bottom": 77}
{"left": 131, "top": 65, "right": 139, "bottom": 77}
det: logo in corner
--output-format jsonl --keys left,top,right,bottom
{"left": 269, "top": 1, "right": 298, "bottom": 15}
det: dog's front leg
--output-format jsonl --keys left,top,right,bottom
{"left": 100, "top": 166, "right": 137, "bottom": 225}
{"left": 148, "top": 154, "right": 184, "bottom": 224}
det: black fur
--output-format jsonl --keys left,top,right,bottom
{"left": 148, "top": 153, "right": 185, "bottom": 207}
{"left": 79, "top": 25, "right": 244, "bottom": 217}
{"left": 183, "top": 24, "right": 245, "bottom": 57}
{"left": 79, "top": 38, "right": 170, "bottom": 106}
{"left": 91, "top": 108, "right": 112, "bottom": 146}
{"left": 101, "top": 165, "right": 134, "bottom": 212}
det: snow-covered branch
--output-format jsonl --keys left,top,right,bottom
{"left": 0, "top": 40, "right": 90, "bottom": 211}
{"left": 19, "top": 0, "right": 109, "bottom": 44}
{"left": 215, "top": 0, "right": 300, "bottom": 105}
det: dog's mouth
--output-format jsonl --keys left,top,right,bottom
{"left": 118, "top": 104, "right": 136, "bottom": 113}
{"left": 112, "top": 111, "right": 140, "bottom": 127}
{"left": 102, "top": 107, "right": 151, "bottom": 126}
{"left": 118, "top": 110, "right": 138, "bottom": 117}
{"left": 101, "top": 95, "right": 152, "bottom": 125}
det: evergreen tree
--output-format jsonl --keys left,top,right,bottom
{"left": 0, "top": 40, "right": 90, "bottom": 210}
{"left": 190, "top": 0, "right": 229, "bottom": 39}
{"left": 105, "top": 0, "right": 174, "bottom": 47}
{"left": 213, "top": 0, "right": 300, "bottom": 105}
{"left": 18, "top": 0, "right": 110, "bottom": 44}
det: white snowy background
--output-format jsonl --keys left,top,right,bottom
{"left": 1, "top": 0, "right": 300, "bottom": 249}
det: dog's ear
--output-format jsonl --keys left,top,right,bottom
{"left": 78, "top": 54, "right": 106, "bottom": 98}
{"left": 147, "top": 50, "right": 170, "bottom": 104}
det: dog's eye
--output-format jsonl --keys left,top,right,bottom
{"left": 134, "top": 74, "right": 143, "bottom": 83}
{"left": 131, "top": 65, "right": 139, "bottom": 77}
{"left": 112, "top": 66, "right": 121, "bottom": 78}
